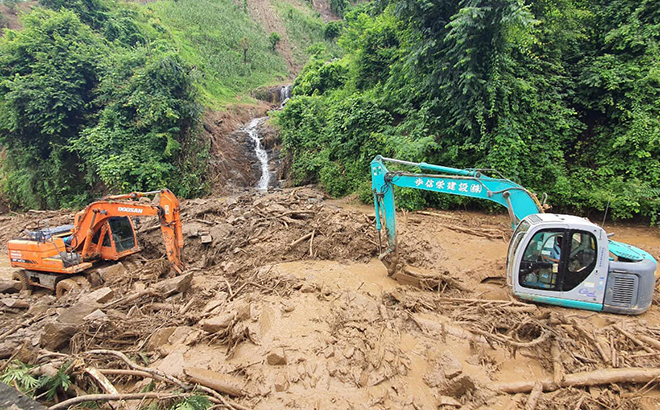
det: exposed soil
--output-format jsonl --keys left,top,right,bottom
{"left": 0, "top": 1, "right": 36, "bottom": 32}
{"left": 1, "top": 187, "right": 660, "bottom": 409}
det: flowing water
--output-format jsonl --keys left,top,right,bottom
{"left": 243, "top": 117, "right": 270, "bottom": 191}
{"left": 279, "top": 84, "right": 292, "bottom": 107}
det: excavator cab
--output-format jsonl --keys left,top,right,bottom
{"left": 88, "top": 217, "right": 140, "bottom": 260}
{"left": 508, "top": 214, "right": 656, "bottom": 314}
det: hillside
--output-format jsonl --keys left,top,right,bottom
{"left": 277, "top": 0, "right": 660, "bottom": 222}
{"left": 0, "top": 0, "right": 338, "bottom": 210}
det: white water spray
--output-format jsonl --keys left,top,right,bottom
{"left": 244, "top": 117, "right": 270, "bottom": 191}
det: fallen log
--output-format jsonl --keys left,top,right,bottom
{"left": 614, "top": 325, "right": 655, "bottom": 354}
{"left": 492, "top": 368, "right": 660, "bottom": 394}
{"left": 48, "top": 392, "right": 201, "bottom": 410}
{"left": 184, "top": 367, "right": 246, "bottom": 397}
{"left": 524, "top": 382, "right": 543, "bottom": 410}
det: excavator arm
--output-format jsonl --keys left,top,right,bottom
{"left": 70, "top": 189, "right": 184, "bottom": 272}
{"left": 371, "top": 156, "right": 545, "bottom": 275}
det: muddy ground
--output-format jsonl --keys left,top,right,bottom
{"left": 1, "top": 187, "right": 660, "bottom": 409}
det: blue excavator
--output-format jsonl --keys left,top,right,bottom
{"left": 371, "top": 155, "right": 657, "bottom": 315}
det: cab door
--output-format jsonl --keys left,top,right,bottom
{"left": 513, "top": 227, "right": 607, "bottom": 311}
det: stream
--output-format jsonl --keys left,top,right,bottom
{"left": 243, "top": 117, "right": 270, "bottom": 191}
{"left": 242, "top": 84, "right": 293, "bottom": 191}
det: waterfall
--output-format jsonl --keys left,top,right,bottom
{"left": 243, "top": 117, "right": 270, "bottom": 191}
{"left": 279, "top": 85, "right": 292, "bottom": 108}
{"left": 279, "top": 84, "right": 292, "bottom": 102}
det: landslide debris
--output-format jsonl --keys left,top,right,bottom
{"left": 0, "top": 187, "right": 659, "bottom": 410}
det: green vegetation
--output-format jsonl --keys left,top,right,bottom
{"left": 278, "top": 0, "right": 660, "bottom": 221}
{"left": 273, "top": 1, "right": 337, "bottom": 66}
{"left": 0, "top": 4, "right": 205, "bottom": 208}
{"left": 1, "top": 360, "right": 72, "bottom": 401}
{"left": 147, "top": 0, "right": 289, "bottom": 106}
{"left": 269, "top": 31, "right": 281, "bottom": 50}
{"left": 0, "top": 0, "right": 332, "bottom": 209}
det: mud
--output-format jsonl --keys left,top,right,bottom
{"left": 1, "top": 188, "right": 660, "bottom": 409}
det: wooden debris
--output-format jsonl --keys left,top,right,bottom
{"left": 493, "top": 368, "right": 660, "bottom": 394}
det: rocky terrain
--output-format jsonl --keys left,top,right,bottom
{"left": 1, "top": 187, "right": 660, "bottom": 409}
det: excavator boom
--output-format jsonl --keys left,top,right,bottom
{"left": 371, "top": 155, "right": 545, "bottom": 274}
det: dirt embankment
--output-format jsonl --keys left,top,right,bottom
{"left": 1, "top": 188, "right": 660, "bottom": 409}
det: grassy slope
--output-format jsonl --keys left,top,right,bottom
{"left": 143, "top": 0, "right": 332, "bottom": 109}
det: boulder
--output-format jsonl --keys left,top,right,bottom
{"left": 439, "top": 351, "right": 463, "bottom": 379}
{"left": 266, "top": 348, "right": 287, "bottom": 366}
{"left": 158, "top": 351, "right": 186, "bottom": 378}
{"left": 153, "top": 273, "right": 193, "bottom": 297}
{"left": 83, "top": 287, "right": 114, "bottom": 304}
{"left": 0, "top": 280, "right": 21, "bottom": 294}
{"left": 1, "top": 299, "right": 29, "bottom": 309}
{"left": 57, "top": 301, "right": 101, "bottom": 325}
{"left": 83, "top": 309, "right": 108, "bottom": 322}
{"left": 274, "top": 372, "right": 289, "bottom": 392}
{"left": 147, "top": 327, "right": 177, "bottom": 352}
{"left": 40, "top": 322, "right": 77, "bottom": 350}
{"left": 200, "top": 313, "right": 235, "bottom": 333}
{"left": 97, "top": 263, "right": 127, "bottom": 283}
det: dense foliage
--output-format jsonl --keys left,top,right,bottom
{"left": 279, "top": 0, "right": 660, "bottom": 221}
{"left": 0, "top": 2, "right": 205, "bottom": 208}
{"left": 0, "top": 0, "right": 330, "bottom": 209}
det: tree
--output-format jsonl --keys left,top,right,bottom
{"left": 239, "top": 36, "right": 249, "bottom": 64}
{"left": 269, "top": 32, "right": 280, "bottom": 51}
{"left": 0, "top": 9, "right": 106, "bottom": 208}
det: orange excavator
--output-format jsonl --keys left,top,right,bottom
{"left": 7, "top": 189, "right": 184, "bottom": 297}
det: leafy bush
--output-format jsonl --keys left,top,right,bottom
{"left": 324, "top": 20, "right": 343, "bottom": 40}
{"left": 269, "top": 31, "right": 281, "bottom": 51}
{"left": 0, "top": 4, "right": 205, "bottom": 209}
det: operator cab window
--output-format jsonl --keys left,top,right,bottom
{"left": 563, "top": 231, "right": 597, "bottom": 291}
{"left": 519, "top": 229, "right": 563, "bottom": 291}
{"left": 108, "top": 217, "right": 136, "bottom": 253}
{"left": 519, "top": 229, "right": 597, "bottom": 292}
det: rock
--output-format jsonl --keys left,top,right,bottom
{"left": 200, "top": 235, "right": 213, "bottom": 244}
{"left": 202, "top": 294, "right": 228, "bottom": 315}
{"left": 266, "top": 349, "right": 287, "bottom": 365}
{"left": 27, "top": 296, "right": 55, "bottom": 316}
{"left": 440, "top": 375, "right": 476, "bottom": 398}
{"left": 0, "top": 280, "right": 21, "bottom": 294}
{"left": 57, "top": 301, "right": 101, "bottom": 325}
{"left": 148, "top": 327, "right": 178, "bottom": 352}
{"left": 300, "top": 282, "right": 317, "bottom": 293}
{"left": 83, "top": 309, "right": 108, "bottom": 322}
{"left": 184, "top": 367, "right": 246, "bottom": 397}
{"left": 97, "top": 263, "right": 127, "bottom": 283}
{"left": 274, "top": 372, "right": 289, "bottom": 392}
{"left": 153, "top": 273, "right": 193, "bottom": 297}
{"left": 158, "top": 351, "right": 186, "bottom": 378}
{"left": 40, "top": 322, "right": 77, "bottom": 350}
{"left": 200, "top": 313, "right": 235, "bottom": 333}
{"left": 1, "top": 298, "right": 29, "bottom": 309}
{"left": 0, "top": 342, "right": 17, "bottom": 359}
{"left": 439, "top": 352, "right": 463, "bottom": 379}
{"left": 281, "top": 300, "right": 295, "bottom": 313}
{"left": 182, "top": 222, "right": 208, "bottom": 238}
{"left": 210, "top": 223, "right": 232, "bottom": 246}
{"left": 83, "top": 287, "right": 114, "bottom": 304}
{"left": 437, "top": 396, "right": 462, "bottom": 407}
